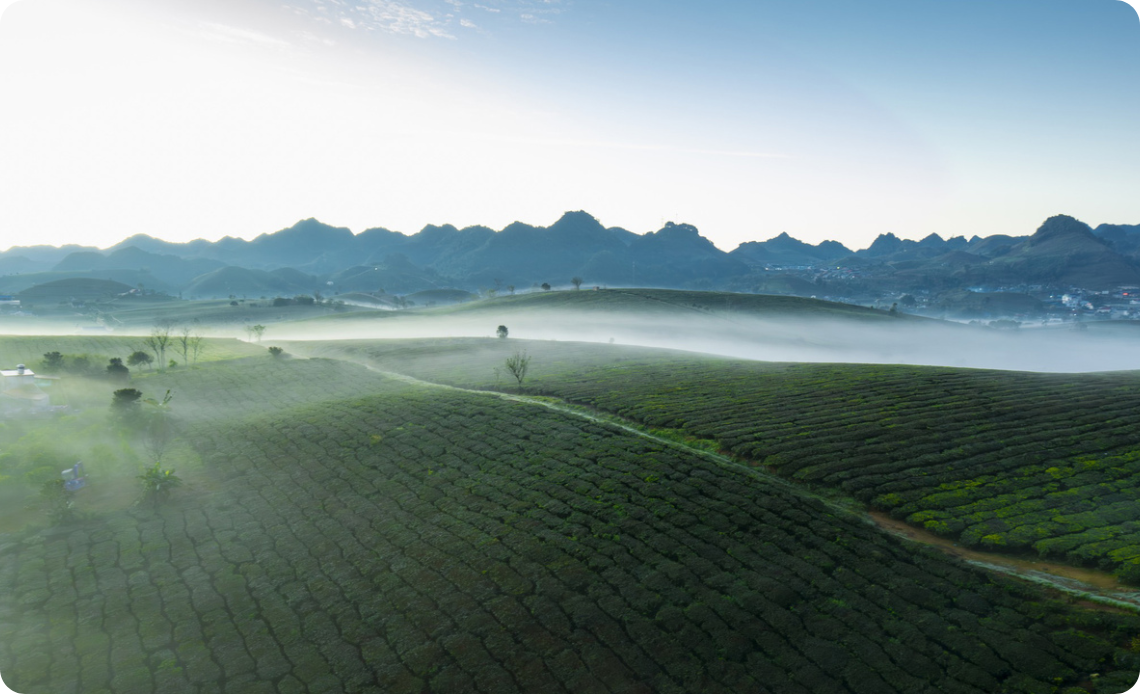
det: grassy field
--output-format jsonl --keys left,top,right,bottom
{"left": 97, "top": 298, "right": 371, "bottom": 330}
{"left": 294, "top": 338, "right": 1140, "bottom": 582}
{"left": 0, "top": 335, "right": 265, "bottom": 370}
{"left": 2, "top": 354, "right": 1140, "bottom": 693}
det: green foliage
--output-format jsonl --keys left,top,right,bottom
{"left": 111, "top": 388, "right": 143, "bottom": 410}
{"left": 268, "top": 346, "right": 284, "bottom": 358}
{"left": 38, "top": 478, "right": 77, "bottom": 525}
{"left": 127, "top": 350, "right": 153, "bottom": 369}
{"left": 137, "top": 462, "right": 182, "bottom": 507}
{"left": 496, "top": 325, "right": 508, "bottom": 339}
{"left": 106, "top": 357, "right": 130, "bottom": 381}
{"left": 504, "top": 349, "right": 530, "bottom": 391}
{"left": 40, "top": 351, "right": 63, "bottom": 371}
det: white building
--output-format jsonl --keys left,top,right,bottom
{"left": 0, "top": 364, "right": 50, "bottom": 414}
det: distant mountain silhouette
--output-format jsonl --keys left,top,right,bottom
{"left": 4, "top": 212, "right": 1140, "bottom": 298}
{"left": 730, "top": 232, "right": 851, "bottom": 266}
{"left": 53, "top": 247, "right": 225, "bottom": 287}
{"left": 981, "top": 215, "right": 1140, "bottom": 288}
{"left": 1094, "top": 223, "right": 1140, "bottom": 258}
{"left": 182, "top": 266, "right": 319, "bottom": 299}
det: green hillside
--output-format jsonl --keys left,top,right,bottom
{"left": 15, "top": 277, "right": 136, "bottom": 304}
{"left": 303, "top": 288, "right": 914, "bottom": 324}
{"left": 95, "top": 297, "right": 369, "bottom": 330}
{"left": 296, "top": 338, "right": 1140, "bottom": 581}
{"left": 2, "top": 355, "right": 1139, "bottom": 692}
{"left": 2, "top": 272, "right": 177, "bottom": 298}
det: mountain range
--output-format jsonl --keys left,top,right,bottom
{"left": 2, "top": 212, "right": 1139, "bottom": 299}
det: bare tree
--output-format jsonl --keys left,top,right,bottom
{"left": 504, "top": 349, "right": 530, "bottom": 392}
{"left": 188, "top": 321, "right": 205, "bottom": 364}
{"left": 175, "top": 324, "right": 193, "bottom": 364}
{"left": 571, "top": 277, "right": 583, "bottom": 290}
{"left": 143, "top": 320, "right": 173, "bottom": 367}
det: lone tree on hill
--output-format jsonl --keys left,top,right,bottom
{"left": 504, "top": 349, "right": 530, "bottom": 392}
{"left": 497, "top": 325, "right": 509, "bottom": 339}
{"left": 541, "top": 283, "right": 551, "bottom": 291}
{"left": 571, "top": 277, "right": 583, "bottom": 290}
{"left": 127, "top": 351, "right": 153, "bottom": 371}
{"left": 245, "top": 324, "right": 266, "bottom": 342}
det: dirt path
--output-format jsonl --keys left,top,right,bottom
{"left": 868, "top": 512, "right": 1140, "bottom": 612}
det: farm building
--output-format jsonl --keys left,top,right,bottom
{"left": 0, "top": 364, "right": 50, "bottom": 414}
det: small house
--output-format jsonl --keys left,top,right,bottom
{"left": 0, "top": 364, "right": 51, "bottom": 414}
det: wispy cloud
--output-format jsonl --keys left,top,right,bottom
{"left": 441, "top": 131, "right": 792, "bottom": 159}
{"left": 286, "top": 0, "right": 563, "bottom": 39}
{"left": 360, "top": 1, "right": 454, "bottom": 38}
{"left": 196, "top": 22, "right": 292, "bottom": 49}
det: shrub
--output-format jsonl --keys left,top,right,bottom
{"left": 106, "top": 358, "right": 130, "bottom": 381}
{"left": 40, "top": 351, "right": 63, "bottom": 371}
{"left": 112, "top": 388, "right": 143, "bottom": 410}
{"left": 137, "top": 462, "right": 182, "bottom": 508}
{"left": 127, "top": 351, "right": 153, "bottom": 370}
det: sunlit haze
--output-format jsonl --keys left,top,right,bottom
{"left": 1, "top": 0, "right": 1138, "bottom": 252}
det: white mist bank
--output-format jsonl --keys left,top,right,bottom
{"left": 265, "top": 310, "right": 1140, "bottom": 374}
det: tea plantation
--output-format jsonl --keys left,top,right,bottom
{"left": 297, "top": 338, "right": 1140, "bottom": 581}
{"left": 3, "top": 355, "right": 1140, "bottom": 692}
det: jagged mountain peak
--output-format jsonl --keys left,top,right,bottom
{"left": 1030, "top": 215, "right": 1100, "bottom": 245}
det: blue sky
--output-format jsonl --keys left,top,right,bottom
{"left": 0, "top": 0, "right": 1137, "bottom": 251}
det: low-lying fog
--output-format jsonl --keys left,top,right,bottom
{"left": 263, "top": 310, "right": 1140, "bottom": 373}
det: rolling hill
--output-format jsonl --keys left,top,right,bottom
{"left": 3, "top": 353, "right": 1139, "bottom": 693}
{"left": 294, "top": 337, "right": 1140, "bottom": 583}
